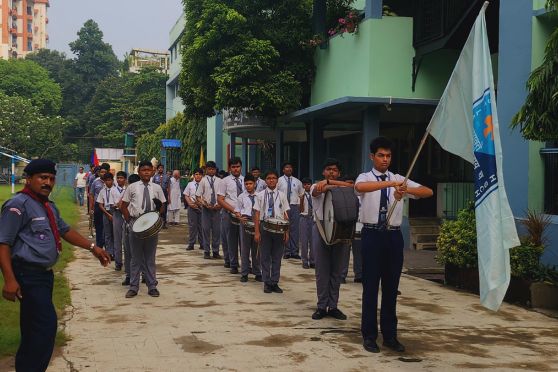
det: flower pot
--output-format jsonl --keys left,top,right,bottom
{"left": 530, "top": 282, "right": 558, "bottom": 310}
{"left": 504, "top": 277, "right": 532, "bottom": 306}
{"left": 444, "top": 264, "right": 479, "bottom": 293}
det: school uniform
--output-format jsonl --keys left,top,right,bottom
{"left": 299, "top": 191, "right": 314, "bottom": 267}
{"left": 122, "top": 181, "right": 166, "bottom": 293}
{"left": 217, "top": 174, "right": 245, "bottom": 270}
{"left": 277, "top": 175, "right": 304, "bottom": 257}
{"left": 111, "top": 185, "right": 126, "bottom": 270}
{"left": 254, "top": 188, "right": 290, "bottom": 288}
{"left": 355, "top": 169, "right": 421, "bottom": 342}
{"left": 90, "top": 177, "right": 105, "bottom": 247}
{"left": 183, "top": 181, "right": 203, "bottom": 249}
{"left": 96, "top": 185, "right": 115, "bottom": 258}
{"left": 311, "top": 184, "right": 350, "bottom": 312}
{"left": 255, "top": 178, "right": 267, "bottom": 192}
{"left": 167, "top": 177, "right": 182, "bottom": 223}
{"left": 236, "top": 191, "right": 260, "bottom": 278}
{"left": 195, "top": 175, "right": 221, "bottom": 257}
{"left": 342, "top": 196, "right": 363, "bottom": 281}
{"left": 153, "top": 172, "right": 170, "bottom": 223}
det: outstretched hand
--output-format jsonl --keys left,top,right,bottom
{"left": 92, "top": 246, "right": 111, "bottom": 267}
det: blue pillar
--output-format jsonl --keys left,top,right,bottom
{"left": 275, "top": 130, "right": 283, "bottom": 171}
{"left": 361, "top": 106, "right": 380, "bottom": 172}
{"left": 241, "top": 137, "right": 248, "bottom": 174}
{"left": 365, "top": 0, "right": 383, "bottom": 19}
{"left": 215, "top": 113, "right": 224, "bottom": 167}
{"left": 497, "top": 0, "right": 532, "bottom": 216}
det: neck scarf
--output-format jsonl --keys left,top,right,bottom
{"left": 19, "top": 186, "right": 62, "bottom": 252}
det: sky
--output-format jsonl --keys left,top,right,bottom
{"left": 47, "top": 0, "right": 184, "bottom": 59}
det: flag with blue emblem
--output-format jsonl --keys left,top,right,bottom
{"left": 426, "top": 2, "right": 520, "bottom": 311}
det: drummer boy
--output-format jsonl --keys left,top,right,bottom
{"left": 234, "top": 174, "right": 261, "bottom": 283}
{"left": 253, "top": 170, "right": 289, "bottom": 294}
{"left": 121, "top": 160, "right": 166, "bottom": 298}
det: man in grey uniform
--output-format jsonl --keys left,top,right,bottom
{"left": 311, "top": 158, "right": 353, "bottom": 321}
{"left": 277, "top": 162, "right": 304, "bottom": 259}
{"left": 121, "top": 160, "right": 166, "bottom": 298}
{"left": 195, "top": 161, "right": 222, "bottom": 260}
{"left": 183, "top": 168, "right": 204, "bottom": 250}
{"left": 0, "top": 159, "right": 110, "bottom": 372}
{"left": 89, "top": 163, "right": 110, "bottom": 248}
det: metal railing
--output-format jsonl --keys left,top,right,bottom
{"left": 437, "top": 182, "right": 474, "bottom": 219}
{"left": 222, "top": 110, "right": 273, "bottom": 132}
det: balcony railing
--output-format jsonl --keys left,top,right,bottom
{"left": 223, "top": 110, "right": 273, "bottom": 132}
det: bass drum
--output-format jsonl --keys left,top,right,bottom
{"left": 132, "top": 212, "right": 163, "bottom": 239}
{"left": 321, "top": 189, "right": 356, "bottom": 245}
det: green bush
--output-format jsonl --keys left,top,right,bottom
{"left": 509, "top": 242, "right": 544, "bottom": 279}
{"left": 436, "top": 203, "right": 478, "bottom": 268}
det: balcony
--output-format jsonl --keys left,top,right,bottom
{"left": 223, "top": 110, "right": 273, "bottom": 132}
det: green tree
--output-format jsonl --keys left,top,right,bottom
{"left": 26, "top": 49, "right": 69, "bottom": 84}
{"left": 0, "top": 92, "right": 76, "bottom": 161}
{"left": 0, "top": 59, "right": 62, "bottom": 115}
{"left": 511, "top": 0, "right": 558, "bottom": 140}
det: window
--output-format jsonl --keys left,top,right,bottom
{"left": 27, "top": 40, "right": 33, "bottom": 51}
{"left": 542, "top": 141, "right": 558, "bottom": 215}
{"left": 27, "top": 21, "right": 32, "bottom": 33}
{"left": 26, "top": 6, "right": 32, "bottom": 15}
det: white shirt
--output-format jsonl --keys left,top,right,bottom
{"left": 300, "top": 191, "right": 313, "bottom": 216}
{"left": 168, "top": 177, "right": 182, "bottom": 210}
{"left": 277, "top": 175, "right": 304, "bottom": 205}
{"left": 96, "top": 186, "right": 115, "bottom": 209}
{"left": 183, "top": 180, "right": 200, "bottom": 202}
{"left": 254, "top": 178, "right": 267, "bottom": 192}
{"left": 310, "top": 184, "right": 326, "bottom": 221}
{"left": 355, "top": 169, "right": 420, "bottom": 226}
{"left": 253, "top": 187, "right": 290, "bottom": 221}
{"left": 122, "top": 181, "right": 166, "bottom": 218}
{"left": 111, "top": 185, "right": 126, "bottom": 205}
{"left": 235, "top": 191, "right": 257, "bottom": 217}
{"left": 195, "top": 175, "right": 220, "bottom": 206}
{"left": 217, "top": 174, "right": 245, "bottom": 210}
{"left": 75, "top": 172, "right": 87, "bottom": 188}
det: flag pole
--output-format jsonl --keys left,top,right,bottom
{"left": 386, "top": 129, "right": 430, "bottom": 226}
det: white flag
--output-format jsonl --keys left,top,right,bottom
{"left": 427, "top": 2, "right": 520, "bottom": 311}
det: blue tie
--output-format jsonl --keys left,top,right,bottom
{"left": 287, "top": 177, "right": 292, "bottom": 204}
{"left": 378, "top": 175, "right": 388, "bottom": 226}
{"left": 268, "top": 192, "right": 274, "bottom": 218}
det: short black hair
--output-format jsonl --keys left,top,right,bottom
{"left": 343, "top": 174, "right": 356, "bottom": 182}
{"left": 100, "top": 162, "right": 111, "bottom": 171}
{"left": 116, "top": 171, "right": 127, "bottom": 178}
{"left": 217, "top": 170, "right": 229, "bottom": 179}
{"left": 250, "top": 166, "right": 260, "bottom": 172}
{"left": 264, "top": 169, "right": 279, "bottom": 179}
{"left": 229, "top": 157, "right": 242, "bottom": 167}
{"left": 281, "top": 161, "right": 293, "bottom": 169}
{"left": 301, "top": 177, "right": 312, "bottom": 184}
{"left": 128, "top": 174, "right": 140, "bottom": 184}
{"left": 102, "top": 172, "right": 114, "bottom": 180}
{"left": 322, "top": 158, "right": 340, "bottom": 170}
{"left": 205, "top": 161, "right": 217, "bottom": 169}
{"left": 157, "top": 164, "right": 164, "bottom": 169}
{"left": 193, "top": 167, "right": 204, "bottom": 175}
{"left": 370, "top": 136, "right": 393, "bottom": 154}
{"left": 244, "top": 174, "right": 255, "bottom": 183}
{"left": 138, "top": 160, "right": 153, "bottom": 169}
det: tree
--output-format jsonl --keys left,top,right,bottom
{"left": 26, "top": 49, "right": 69, "bottom": 84}
{"left": 0, "top": 59, "right": 62, "bottom": 115}
{"left": 511, "top": 0, "right": 558, "bottom": 140}
{"left": 0, "top": 93, "right": 76, "bottom": 161}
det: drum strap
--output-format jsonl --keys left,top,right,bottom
{"left": 313, "top": 210, "right": 336, "bottom": 246}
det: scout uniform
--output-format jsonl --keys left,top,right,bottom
{"left": 299, "top": 189, "right": 314, "bottom": 268}
{"left": 96, "top": 184, "right": 115, "bottom": 258}
{"left": 277, "top": 175, "right": 304, "bottom": 258}
{"left": 195, "top": 174, "right": 221, "bottom": 258}
{"left": 217, "top": 174, "right": 245, "bottom": 271}
{"left": 111, "top": 184, "right": 126, "bottom": 271}
{"left": 183, "top": 180, "right": 203, "bottom": 249}
{"left": 235, "top": 190, "right": 260, "bottom": 280}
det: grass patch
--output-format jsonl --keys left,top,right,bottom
{"left": 0, "top": 185, "right": 78, "bottom": 356}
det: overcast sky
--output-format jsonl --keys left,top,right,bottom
{"left": 47, "top": 0, "right": 184, "bottom": 59}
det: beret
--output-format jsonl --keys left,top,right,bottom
{"left": 23, "top": 159, "right": 57, "bottom": 176}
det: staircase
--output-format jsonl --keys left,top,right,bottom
{"left": 409, "top": 217, "right": 441, "bottom": 250}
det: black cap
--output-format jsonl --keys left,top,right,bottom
{"left": 24, "top": 159, "right": 57, "bottom": 176}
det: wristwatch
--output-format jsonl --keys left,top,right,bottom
{"left": 87, "top": 243, "right": 95, "bottom": 252}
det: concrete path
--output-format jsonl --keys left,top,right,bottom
{"left": 23, "top": 210, "right": 558, "bottom": 370}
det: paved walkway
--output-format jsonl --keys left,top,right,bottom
{"left": 6, "top": 209, "right": 558, "bottom": 371}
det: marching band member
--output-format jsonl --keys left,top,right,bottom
{"left": 111, "top": 171, "right": 127, "bottom": 272}
{"left": 183, "top": 168, "right": 204, "bottom": 250}
{"left": 96, "top": 172, "right": 116, "bottom": 262}
{"left": 299, "top": 177, "right": 314, "bottom": 269}
{"left": 251, "top": 166, "right": 266, "bottom": 192}
{"left": 235, "top": 174, "right": 261, "bottom": 283}
{"left": 122, "top": 173, "right": 140, "bottom": 286}
{"left": 277, "top": 162, "right": 304, "bottom": 260}
{"left": 195, "top": 161, "right": 222, "bottom": 260}
{"left": 89, "top": 163, "right": 110, "bottom": 249}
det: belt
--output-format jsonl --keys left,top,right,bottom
{"left": 12, "top": 259, "right": 53, "bottom": 272}
{"left": 363, "top": 223, "right": 400, "bottom": 231}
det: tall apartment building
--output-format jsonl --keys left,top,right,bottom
{"left": 0, "top": 0, "right": 49, "bottom": 59}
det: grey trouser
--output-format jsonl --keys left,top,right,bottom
{"left": 112, "top": 210, "right": 124, "bottom": 266}
{"left": 285, "top": 205, "right": 300, "bottom": 255}
{"left": 313, "top": 223, "right": 350, "bottom": 310}
{"left": 201, "top": 208, "right": 221, "bottom": 254}
{"left": 124, "top": 222, "right": 132, "bottom": 277}
{"left": 187, "top": 208, "right": 203, "bottom": 248}
{"left": 241, "top": 224, "right": 260, "bottom": 276}
{"left": 342, "top": 239, "right": 362, "bottom": 280}
{"left": 220, "top": 211, "right": 229, "bottom": 262}
{"left": 300, "top": 215, "right": 314, "bottom": 265}
{"left": 260, "top": 227, "right": 284, "bottom": 286}
{"left": 129, "top": 231, "right": 158, "bottom": 292}
{"left": 102, "top": 212, "right": 114, "bottom": 256}
{"left": 222, "top": 213, "right": 240, "bottom": 268}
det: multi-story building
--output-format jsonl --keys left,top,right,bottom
{"left": 128, "top": 48, "right": 170, "bottom": 74}
{"left": 166, "top": 13, "right": 186, "bottom": 122}
{"left": 0, "top": 0, "right": 49, "bottom": 59}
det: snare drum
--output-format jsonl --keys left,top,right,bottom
{"left": 244, "top": 220, "right": 256, "bottom": 235}
{"left": 354, "top": 222, "right": 363, "bottom": 240}
{"left": 132, "top": 212, "right": 163, "bottom": 239}
{"left": 262, "top": 218, "right": 289, "bottom": 234}
{"left": 230, "top": 212, "right": 241, "bottom": 226}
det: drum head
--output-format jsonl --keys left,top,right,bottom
{"left": 323, "top": 191, "right": 335, "bottom": 243}
{"left": 355, "top": 222, "right": 363, "bottom": 233}
{"left": 132, "top": 212, "right": 160, "bottom": 233}
{"left": 266, "top": 218, "right": 288, "bottom": 226}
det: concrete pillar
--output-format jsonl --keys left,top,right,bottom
{"left": 230, "top": 133, "right": 236, "bottom": 162}
{"left": 361, "top": 106, "right": 380, "bottom": 172}
{"left": 241, "top": 137, "right": 248, "bottom": 174}
{"left": 365, "top": 0, "right": 383, "bottom": 19}
{"left": 215, "top": 113, "right": 224, "bottom": 167}
{"left": 275, "top": 130, "right": 283, "bottom": 171}
{"left": 249, "top": 139, "right": 257, "bottom": 172}
{"left": 497, "top": 0, "right": 532, "bottom": 216}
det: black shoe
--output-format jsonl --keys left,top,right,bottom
{"left": 271, "top": 284, "right": 283, "bottom": 293}
{"left": 312, "top": 308, "right": 327, "bottom": 320}
{"left": 283, "top": 253, "right": 291, "bottom": 259}
{"left": 110, "top": 254, "right": 115, "bottom": 261}
{"left": 340, "top": 277, "right": 347, "bottom": 284}
{"left": 125, "top": 290, "right": 137, "bottom": 298}
{"left": 141, "top": 276, "right": 146, "bottom": 284}
{"left": 204, "top": 253, "right": 211, "bottom": 259}
{"left": 327, "top": 308, "right": 347, "bottom": 320}
{"left": 186, "top": 246, "right": 194, "bottom": 251}
{"left": 240, "top": 275, "right": 248, "bottom": 283}
{"left": 264, "top": 284, "right": 273, "bottom": 293}
{"left": 363, "top": 339, "right": 380, "bottom": 353}
{"left": 198, "top": 246, "right": 204, "bottom": 250}
{"left": 162, "top": 223, "right": 168, "bottom": 229}
{"left": 230, "top": 267, "right": 239, "bottom": 274}
{"left": 383, "top": 338, "right": 405, "bottom": 352}
{"left": 254, "top": 275, "right": 263, "bottom": 282}
{"left": 397, "top": 290, "right": 402, "bottom": 295}
{"left": 148, "top": 288, "right": 160, "bottom": 297}
{"left": 354, "top": 278, "right": 362, "bottom": 283}
{"left": 121, "top": 277, "right": 130, "bottom": 286}
{"left": 115, "top": 264, "right": 122, "bottom": 271}
{"left": 309, "top": 263, "right": 315, "bottom": 268}
{"left": 224, "top": 262, "right": 231, "bottom": 268}
{"left": 213, "top": 253, "right": 221, "bottom": 259}
{"left": 302, "top": 263, "right": 309, "bottom": 269}
{"left": 291, "top": 254, "right": 301, "bottom": 260}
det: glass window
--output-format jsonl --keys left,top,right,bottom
{"left": 27, "top": 40, "right": 32, "bottom": 51}
{"left": 543, "top": 142, "right": 558, "bottom": 215}
{"left": 27, "top": 6, "right": 32, "bottom": 15}
{"left": 27, "top": 21, "right": 33, "bottom": 33}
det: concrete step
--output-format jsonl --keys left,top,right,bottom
{"left": 415, "top": 234, "right": 439, "bottom": 243}
{"left": 409, "top": 217, "right": 441, "bottom": 226}
{"left": 410, "top": 225, "right": 440, "bottom": 235}
{"left": 415, "top": 242, "right": 438, "bottom": 250}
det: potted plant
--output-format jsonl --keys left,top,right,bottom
{"left": 531, "top": 264, "right": 558, "bottom": 309}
